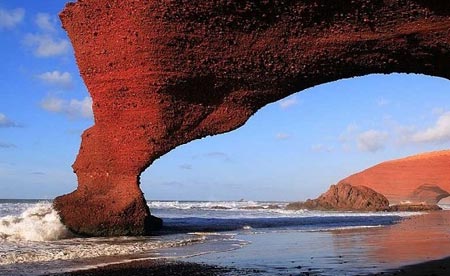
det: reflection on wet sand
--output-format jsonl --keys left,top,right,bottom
{"left": 331, "top": 211, "right": 450, "bottom": 269}
{"left": 187, "top": 211, "right": 450, "bottom": 275}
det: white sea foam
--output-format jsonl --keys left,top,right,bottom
{"left": 0, "top": 202, "right": 72, "bottom": 242}
{"left": 148, "top": 200, "right": 275, "bottom": 210}
{"left": 0, "top": 235, "right": 206, "bottom": 265}
{"left": 150, "top": 200, "right": 423, "bottom": 220}
{"left": 0, "top": 203, "right": 213, "bottom": 266}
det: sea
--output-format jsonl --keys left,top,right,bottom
{"left": 1, "top": 199, "right": 450, "bottom": 276}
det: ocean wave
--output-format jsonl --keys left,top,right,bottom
{"left": 150, "top": 200, "right": 424, "bottom": 220}
{"left": 148, "top": 200, "right": 272, "bottom": 210}
{"left": 0, "top": 202, "right": 72, "bottom": 242}
{"left": 161, "top": 215, "right": 404, "bottom": 233}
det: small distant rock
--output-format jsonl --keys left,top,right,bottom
{"left": 388, "top": 203, "right": 442, "bottom": 212}
{"left": 241, "top": 206, "right": 262, "bottom": 210}
{"left": 210, "top": 206, "right": 231, "bottom": 210}
{"left": 241, "top": 204, "right": 280, "bottom": 210}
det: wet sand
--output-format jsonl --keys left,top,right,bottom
{"left": 371, "top": 257, "right": 450, "bottom": 276}
{"left": 49, "top": 211, "right": 450, "bottom": 276}
{"left": 47, "top": 259, "right": 249, "bottom": 276}
{"left": 48, "top": 257, "right": 450, "bottom": 276}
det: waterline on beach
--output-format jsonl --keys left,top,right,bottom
{"left": 0, "top": 199, "right": 446, "bottom": 275}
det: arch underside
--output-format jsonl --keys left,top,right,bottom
{"left": 53, "top": 0, "right": 450, "bottom": 236}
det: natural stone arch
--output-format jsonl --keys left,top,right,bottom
{"left": 54, "top": 0, "right": 450, "bottom": 236}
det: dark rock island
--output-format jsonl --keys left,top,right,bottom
{"left": 54, "top": 1, "right": 450, "bottom": 236}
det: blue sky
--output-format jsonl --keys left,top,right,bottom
{"left": 1, "top": 2, "right": 450, "bottom": 201}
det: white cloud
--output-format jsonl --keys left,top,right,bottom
{"left": 192, "top": 152, "right": 231, "bottom": 162}
{"left": 23, "top": 13, "right": 69, "bottom": 57}
{"left": 0, "top": 113, "right": 20, "bottom": 128}
{"left": 275, "top": 133, "right": 290, "bottom": 140}
{"left": 179, "top": 164, "right": 192, "bottom": 170}
{"left": 338, "top": 123, "right": 358, "bottom": 151}
{"left": 205, "top": 152, "right": 228, "bottom": 159}
{"left": 339, "top": 124, "right": 389, "bottom": 152}
{"left": 40, "top": 96, "right": 93, "bottom": 119}
{"left": 393, "top": 125, "right": 416, "bottom": 146}
{"left": 24, "top": 33, "right": 69, "bottom": 57}
{"left": 279, "top": 96, "right": 298, "bottom": 109}
{"left": 0, "top": 8, "right": 25, "bottom": 30}
{"left": 412, "top": 112, "right": 450, "bottom": 144}
{"left": 37, "top": 71, "right": 73, "bottom": 89}
{"left": 376, "top": 97, "right": 390, "bottom": 107}
{"left": 339, "top": 124, "right": 358, "bottom": 142}
{"left": 311, "top": 144, "right": 333, "bottom": 153}
{"left": 30, "top": 171, "right": 46, "bottom": 175}
{"left": 357, "top": 130, "right": 388, "bottom": 152}
{"left": 432, "top": 107, "right": 445, "bottom": 116}
{"left": 35, "top": 13, "right": 56, "bottom": 32}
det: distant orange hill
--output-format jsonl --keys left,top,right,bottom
{"left": 339, "top": 150, "right": 450, "bottom": 204}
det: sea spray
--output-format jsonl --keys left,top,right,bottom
{"left": 0, "top": 235, "right": 208, "bottom": 266}
{"left": 0, "top": 202, "right": 214, "bottom": 267}
{"left": 0, "top": 202, "right": 72, "bottom": 241}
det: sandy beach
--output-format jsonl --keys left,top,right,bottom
{"left": 373, "top": 257, "right": 450, "bottom": 276}
{"left": 1, "top": 201, "right": 449, "bottom": 275}
{"left": 49, "top": 260, "right": 236, "bottom": 276}
{"left": 48, "top": 256, "right": 450, "bottom": 276}
{"left": 43, "top": 210, "right": 450, "bottom": 276}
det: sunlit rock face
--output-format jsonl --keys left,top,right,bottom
{"left": 339, "top": 150, "right": 450, "bottom": 204}
{"left": 286, "top": 183, "right": 390, "bottom": 211}
{"left": 53, "top": 0, "right": 450, "bottom": 236}
{"left": 410, "top": 184, "right": 450, "bottom": 205}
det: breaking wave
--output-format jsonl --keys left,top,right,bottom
{"left": 0, "top": 202, "right": 72, "bottom": 242}
{"left": 148, "top": 200, "right": 277, "bottom": 210}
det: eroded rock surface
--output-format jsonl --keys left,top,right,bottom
{"left": 388, "top": 203, "right": 442, "bottom": 212}
{"left": 286, "top": 183, "right": 390, "bottom": 211}
{"left": 410, "top": 184, "right": 450, "bottom": 205}
{"left": 54, "top": 0, "right": 450, "bottom": 235}
{"left": 340, "top": 150, "right": 450, "bottom": 205}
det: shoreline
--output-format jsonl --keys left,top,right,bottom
{"left": 4, "top": 204, "right": 449, "bottom": 276}
{"left": 47, "top": 259, "right": 241, "bottom": 276}
{"left": 371, "top": 256, "right": 450, "bottom": 276}
{"left": 48, "top": 256, "right": 450, "bottom": 276}
{"left": 49, "top": 211, "right": 450, "bottom": 276}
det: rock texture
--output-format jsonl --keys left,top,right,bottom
{"left": 388, "top": 203, "right": 442, "bottom": 212}
{"left": 54, "top": 0, "right": 450, "bottom": 235}
{"left": 286, "top": 183, "right": 390, "bottom": 211}
{"left": 339, "top": 150, "right": 450, "bottom": 204}
{"left": 410, "top": 184, "right": 450, "bottom": 204}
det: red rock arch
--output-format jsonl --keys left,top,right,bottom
{"left": 53, "top": 0, "right": 450, "bottom": 236}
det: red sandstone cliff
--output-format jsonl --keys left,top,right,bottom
{"left": 339, "top": 150, "right": 450, "bottom": 204}
{"left": 53, "top": 0, "right": 450, "bottom": 236}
